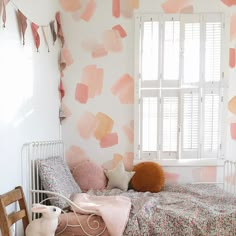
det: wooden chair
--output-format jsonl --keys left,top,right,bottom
{"left": 0, "top": 186, "right": 30, "bottom": 236}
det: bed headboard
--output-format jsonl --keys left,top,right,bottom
{"left": 21, "top": 140, "right": 64, "bottom": 214}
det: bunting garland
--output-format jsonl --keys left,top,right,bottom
{"left": 0, "top": 1, "right": 65, "bottom": 52}
{"left": 1, "top": 1, "right": 67, "bottom": 121}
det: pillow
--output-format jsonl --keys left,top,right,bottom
{"left": 130, "top": 162, "right": 165, "bottom": 193}
{"left": 37, "top": 156, "right": 81, "bottom": 209}
{"left": 105, "top": 161, "right": 135, "bottom": 191}
{"left": 72, "top": 159, "right": 107, "bottom": 192}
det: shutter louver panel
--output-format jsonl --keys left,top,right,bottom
{"left": 142, "top": 97, "right": 158, "bottom": 151}
{"left": 203, "top": 92, "right": 220, "bottom": 153}
{"left": 163, "top": 21, "right": 180, "bottom": 81}
{"left": 183, "top": 92, "right": 199, "bottom": 150}
{"left": 162, "top": 96, "right": 178, "bottom": 152}
{"left": 205, "top": 22, "right": 221, "bottom": 83}
{"left": 183, "top": 23, "right": 200, "bottom": 84}
{"left": 141, "top": 21, "right": 159, "bottom": 81}
{"left": 136, "top": 14, "right": 224, "bottom": 160}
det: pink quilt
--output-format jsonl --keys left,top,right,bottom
{"left": 70, "top": 193, "right": 131, "bottom": 236}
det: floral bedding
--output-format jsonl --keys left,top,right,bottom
{"left": 89, "top": 184, "right": 236, "bottom": 236}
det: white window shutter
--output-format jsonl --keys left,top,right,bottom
{"left": 163, "top": 20, "right": 180, "bottom": 82}
{"left": 181, "top": 90, "right": 200, "bottom": 159}
{"left": 183, "top": 23, "right": 200, "bottom": 84}
{"left": 141, "top": 96, "right": 159, "bottom": 152}
{"left": 161, "top": 93, "right": 179, "bottom": 154}
{"left": 141, "top": 21, "right": 159, "bottom": 82}
{"left": 204, "top": 22, "right": 221, "bottom": 83}
{"left": 135, "top": 13, "right": 225, "bottom": 160}
{"left": 202, "top": 90, "right": 220, "bottom": 157}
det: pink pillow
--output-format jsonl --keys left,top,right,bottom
{"left": 72, "top": 160, "right": 107, "bottom": 192}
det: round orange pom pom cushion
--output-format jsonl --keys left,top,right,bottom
{"left": 130, "top": 162, "right": 165, "bottom": 192}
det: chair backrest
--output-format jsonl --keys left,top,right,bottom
{"left": 0, "top": 186, "right": 30, "bottom": 236}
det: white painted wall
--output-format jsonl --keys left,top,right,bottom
{"left": 60, "top": 0, "right": 235, "bottom": 184}
{"left": 0, "top": 0, "right": 60, "bottom": 196}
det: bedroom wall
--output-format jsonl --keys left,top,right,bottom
{"left": 60, "top": 0, "right": 236, "bottom": 183}
{"left": 0, "top": 0, "right": 61, "bottom": 198}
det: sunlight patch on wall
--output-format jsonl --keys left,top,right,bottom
{"left": 0, "top": 41, "right": 33, "bottom": 124}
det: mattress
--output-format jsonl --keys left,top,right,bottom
{"left": 57, "top": 184, "right": 236, "bottom": 236}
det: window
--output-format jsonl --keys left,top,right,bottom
{"left": 134, "top": 14, "right": 227, "bottom": 160}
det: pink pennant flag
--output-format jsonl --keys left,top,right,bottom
{"left": 59, "top": 79, "right": 65, "bottom": 100}
{"left": 42, "top": 26, "right": 50, "bottom": 52}
{"left": 18, "top": 10, "right": 27, "bottom": 45}
{"left": 56, "top": 12, "right": 65, "bottom": 46}
{"left": 60, "top": 49, "right": 66, "bottom": 77}
{"left": 31, "top": 22, "right": 40, "bottom": 52}
{"left": 50, "top": 21, "right": 57, "bottom": 44}
{"left": 2, "top": 0, "right": 6, "bottom": 27}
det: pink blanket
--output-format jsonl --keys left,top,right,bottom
{"left": 70, "top": 193, "right": 131, "bottom": 236}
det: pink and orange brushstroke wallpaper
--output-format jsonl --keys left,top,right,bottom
{"left": 58, "top": 0, "right": 236, "bottom": 183}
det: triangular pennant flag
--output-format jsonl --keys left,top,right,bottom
{"left": 60, "top": 49, "right": 66, "bottom": 77}
{"left": 59, "top": 79, "right": 65, "bottom": 100}
{"left": 18, "top": 10, "right": 27, "bottom": 45}
{"left": 2, "top": 0, "right": 6, "bottom": 27}
{"left": 0, "top": 0, "right": 3, "bottom": 18}
{"left": 50, "top": 20, "right": 57, "bottom": 44}
{"left": 31, "top": 22, "right": 40, "bottom": 52}
{"left": 56, "top": 12, "right": 65, "bottom": 47}
{"left": 42, "top": 26, "right": 50, "bottom": 52}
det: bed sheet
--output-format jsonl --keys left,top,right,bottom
{"left": 57, "top": 184, "right": 236, "bottom": 236}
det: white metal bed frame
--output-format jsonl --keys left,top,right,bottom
{"left": 21, "top": 140, "right": 236, "bottom": 235}
{"left": 21, "top": 140, "right": 107, "bottom": 236}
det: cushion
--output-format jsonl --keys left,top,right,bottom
{"left": 72, "top": 159, "right": 107, "bottom": 192}
{"left": 37, "top": 156, "right": 81, "bottom": 209}
{"left": 105, "top": 161, "right": 135, "bottom": 191}
{"left": 130, "top": 162, "right": 165, "bottom": 193}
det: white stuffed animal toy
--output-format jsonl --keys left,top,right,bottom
{"left": 25, "top": 204, "right": 61, "bottom": 236}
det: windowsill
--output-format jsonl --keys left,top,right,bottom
{"left": 134, "top": 159, "right": 225, "bottom": 167}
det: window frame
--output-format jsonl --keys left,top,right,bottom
{"left": 134, "top": 13, "right": 228, "bottom": 163}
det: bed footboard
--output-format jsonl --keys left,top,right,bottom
{"left": 224, "top": 160, "right": 236, "bottom": 194}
